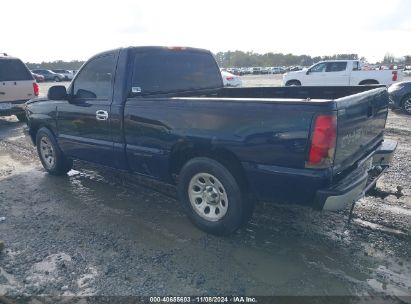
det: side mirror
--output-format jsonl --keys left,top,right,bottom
{"left": 48, "top": 85, "right": 67, "bottom": 100}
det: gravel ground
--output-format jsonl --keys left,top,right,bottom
{"left": 0, "top": 79, "right": 410, "bottom": 302}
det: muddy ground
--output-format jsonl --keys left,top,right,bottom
{"left": 0, "top": 78, "right": 410, "bottom": 302}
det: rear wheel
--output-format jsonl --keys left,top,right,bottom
{"left": 36, "top": 128, "right": 72, "bottom": 175}
{"left": 285, "top": 80, "right": 301, "bottom": 86}
{"left": 401, "top": 94, "right": 411, "bottom": 115}
{"left": 15, "top": 113, "right": 27, "bottom": 122}
{"left": 177, "top": 157, "right": 251, "bottom": 235}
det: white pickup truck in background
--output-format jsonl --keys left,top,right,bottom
{"left": 282, "top": 60, "right": 403, "bottom": 86}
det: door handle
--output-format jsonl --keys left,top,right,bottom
{"left": 96, "top": 110, "right": 109, "bottom": 121}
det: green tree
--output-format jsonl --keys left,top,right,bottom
{"left": 26, "top": 60, "right": 85, "bottom": 70}
{"left": 383, "top": 53, "right": 395, "bottom": 64}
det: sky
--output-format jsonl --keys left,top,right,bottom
{"left": 1, "top": 0, "right": 411, "bottom": 63}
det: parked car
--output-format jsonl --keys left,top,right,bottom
{"left": 289, "top": 66, "right": 303, "bottom": 72}
{"left": 221, "top": 71, "right": 242, "bottom": 87}
{"left": 52, "top": 69, "right": 74, "bottom": 80}
{"left": 31, "top": 69, "right": 65, "bottom": 82}
{"left": 404, "top": 65, "right": 411, "bottom": 77}
{"left": 269, "top": 67, "right": 283, "bottom": 74}
{"left": 283, "top": 60, "right": 403, "bottom": 86}
{"left": 0, "top": 53, "right": 39, "bottom": 121}
{"left": 251, "top": 67, "right": 261, "bottom": 75}
{"left": 31, "top": 72, "right": 45, "bottom": 82}
{"left": 260, "top": 67, "right": 270, "bottom": 74}
{"left": 241, "top": 67, "right": 252, "bottom": 75}
{"left": 25, "top": 46, "right": 396, "bottom": 235}
{"left": 388, "top": 81, "right": 411, "bottom": 115}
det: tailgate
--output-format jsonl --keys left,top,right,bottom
{"left": 333, "top": 87, "right": 388, "bottom": 174}
{"left": 0, "top": 80, "right": 35, "bottom": 103}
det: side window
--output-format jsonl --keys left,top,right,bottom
{"left": 73, "top": 54, "right": 115, "bottom": 99}
{"left": 326, "top": 62, "right": 347, "bottom": 72}
{"left": 131, "top": 50, "right": 222, "bottom": 95}
{"left": 310, "top": 63, "right": 327, "bottom": 73}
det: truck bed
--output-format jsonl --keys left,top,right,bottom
{"left": 123, "top": 85, "right": 388, "bottom": 195}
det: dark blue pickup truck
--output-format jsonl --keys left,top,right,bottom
{"left": 25, "top": 46, "right": 397, "bottom": 235}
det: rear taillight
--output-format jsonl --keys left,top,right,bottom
{"left": 392, "top": 70, "right": 398, "bottom": 81}
{"left": 306, "top": 114, "right": 337, "bottom": 168}
{"left": 33, "top": 82, "right": 39, "bottom": 96}
{"left": 226, "top": 76, "right": 234, "bottom": 81}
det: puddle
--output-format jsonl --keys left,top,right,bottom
{"left": 6, "top": 134, "right": 25, "bottom": 142}
{"left": 0, "top": 153, "right": 33, "bottom": 179}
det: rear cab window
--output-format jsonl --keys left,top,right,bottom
{"left": 0, "top": 59, "right": 33, "bottom": 81}
{"left": 130, "top": 48, "right": 222, "bottom": 95}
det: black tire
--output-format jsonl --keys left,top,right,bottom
{"left": 36, "top": 127, "right": 72, "bottom": 175}
{"left": 177, "top": 157, "right": 251, "bottom": 236}
{"left": 401, "top": 94, "right": 411, "bottom": 115}
{"left": 285, "top": 80, "right": 301, "bottom": 86}
{"left": 15, "top": 113, "right": 27, "bottom": 122}
{"left": 54, "top": 76, "right": 60, "bottom": 82}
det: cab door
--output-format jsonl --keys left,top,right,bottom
{"left": 324, "top": 61, "right": 349, "bottom": 85}
{"left": 57, "top": 53, "right": 118, "bottom": 166}
{"left": 304, "top": 62, "right": 328, "bottom": 85}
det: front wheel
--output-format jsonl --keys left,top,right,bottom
{"left": 36, "top": 128, "right": 72, "bottom": 175}
{"left": 177, "top": 157, "right": 251, "bottom": 235}
{"left": 401, "top": 94, "right": 411, "bottom": 115}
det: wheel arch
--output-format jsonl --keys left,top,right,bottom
{"left": 358, "top": 79, "right": 379, "bottom": 85}
{"left": 285, "top": 79, "right": 302, "bottom": 86}
{"left": 29, "top": 122, "right": 57, "bottom": 146}
{"left": 168, "top": 141, "right": 249, "bottom": 190}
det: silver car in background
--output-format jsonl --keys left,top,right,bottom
{"left": 52, "top": 69, "right": 74, "bottom": 80}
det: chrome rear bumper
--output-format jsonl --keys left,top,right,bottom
{"left": 314, "top": 139, "right": 397, "bottom": 211}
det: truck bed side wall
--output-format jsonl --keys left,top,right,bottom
{"left": 123, "top": 98, "right": 334, "bottom": 205}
